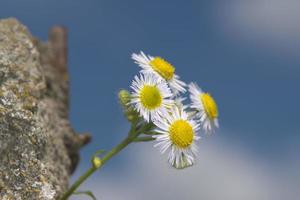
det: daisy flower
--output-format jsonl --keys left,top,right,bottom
{"left": 189, "top": 83, "right": 219, "bottom": 134}
{"left": 153, "top": 106, "right": 200, "bottom": 169}
{"left": 132, "top": 51, "right": 186, "bottom": 95}
{"left": 130, "top": 73, "right": 173, "bottom": 122}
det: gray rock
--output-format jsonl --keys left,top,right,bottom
{"left": 0, "top": 18, "right": 90, "bottom": 199}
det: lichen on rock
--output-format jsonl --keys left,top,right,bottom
{"left": 0, "top": 18, "right": 89, "bottom": 199}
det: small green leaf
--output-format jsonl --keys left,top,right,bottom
{"left": 73, "top": 190, "right": 97, "bottom": 200}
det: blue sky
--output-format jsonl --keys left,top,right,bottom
{"left": 1, "top": 0, "right": 300, "bottom": 199}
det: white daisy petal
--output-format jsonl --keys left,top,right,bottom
{"left": 130, "top": 73, "right": 174, "bottom": 122}
{"left": 132, "top": 51, "right": 186, "bottom": 95}
{"left": 188, "top": 82, "right": 219, "bottom": 134}
{"left": 153, "top": 106, "right": 200, "bottom": 169}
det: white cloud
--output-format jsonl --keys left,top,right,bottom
{"left": 214, "top": 0, "right": 300, "bottom": 55}
{"left": 71, "top": 136, "right": 300, "bottom": 200}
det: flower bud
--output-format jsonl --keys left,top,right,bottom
{"left": 118, "top": 89, "right": 140, "bottom": 122}
{"left": 92, "top": 157, "right": 102, "bottom": 169}
{"left": 118, "top": 89, "right": 131, "bottom": 108}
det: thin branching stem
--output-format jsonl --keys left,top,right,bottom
{"left": 60, "top": 123, "right": 140, "bottom": 200}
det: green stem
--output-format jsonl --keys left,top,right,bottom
{"left": 136, "top": 122, "right": 154, "bottom": 133}
{"left": 143, "top": 131, "right": 160, "bottom": 135}
{"left": 133, "top": 136, "right": 155, "bottom": 142}
{"left": 60, "top": 125, "right": 138, "bottom": 200}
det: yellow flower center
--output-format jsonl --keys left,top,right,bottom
{"left": 149, "top": 57, "right": 175, "bottom": 80}
{"left": 140, "top": 85, "right": 162, "bottom": 110}
{"left": 200, "top": 93, "right": 218, "bottom": 119}
{"left": 169, "top": 120, "right": 194, "bottom": 148}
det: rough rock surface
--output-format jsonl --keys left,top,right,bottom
{"left": 0, "top": 18, "right": 89, "bottom": 199}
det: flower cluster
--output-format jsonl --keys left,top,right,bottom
{"left": 126, "top": 51, "right": 219, "bottom": 169}
{"left": 61, "top": 52, "right": 221, "bottom": 199}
